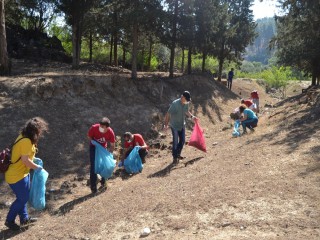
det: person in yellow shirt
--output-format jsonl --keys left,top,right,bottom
{"left": 4, "top": 117, "right": 48, "bottom": 231}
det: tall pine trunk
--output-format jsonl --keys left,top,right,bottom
{"left": 131, "top": 21, "right": 138, "bottom": 79}
{"left": 0, "top": 0, "right": 9, "bottom": 75}
{"left": 181, "top": 47, "right": 185, "bottom": 73}
{"left": 72, "top": 21, "right": 81, "bottom": 69}
{"left": 202, "top": 52, "right": 207, "bottom": 72}
{"left": 109, "top": 35, "right": 113, "bottom": 65}
{"left": 113, "top": 31, "right": 118, "bottom": 66}
{"left": 169, "top": 0, "right": 178, "bottom": 78}
{"left": 187, "top": 46, "right": 192, "bottom": 75}
{"left": 113, "top": 12, "right": 118, "bottom": 67}
{"left": 89, "top": 30, "right": 93, "bottom": 62}
{"left": 122, "top": 47, "right": 126, "bottom": 67}
{"left": 147, "top": 39, "right": 152, "bottom": 71}
{"left": 217, "top": 42, "right": 225, "bottom": 81}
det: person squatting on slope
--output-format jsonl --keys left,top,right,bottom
{"left": 4, "top": 117, "right": 48, "bottom": 231}
{"left": 121, "top": 132, "right": 148, "bottom": 164}
{"left": 239, "top": 105, "right": 258, "bottom": 134}
{"left": 87, "top": 117, "right": 115, "bottom": 193}
{"left": 164, "top": 91, "right": 197, "bottom": 164}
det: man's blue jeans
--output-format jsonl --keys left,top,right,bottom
{"left": 90, "top": 145, "right": 105, "bottom": 191}
{"left": 7, "top": 174, "right": 30, "bottom": 223}
{"left": 171, "top": 127, "right": 185, "bottom": 159}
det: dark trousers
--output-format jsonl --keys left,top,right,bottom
{"left": 171, "top": 127, "right": 185, "bottom": 159}
{"left": 125, "top": 147, "right": 148, "bottom": 163}
{"left": 89, "top": 145, "right": 105, "bottom": 191}
{"left": 241, "top": 118, "right": 258, "bottom": 131}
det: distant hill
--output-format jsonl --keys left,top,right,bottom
{"left": 244, "top": 17, "right": 276, "bottom": 64}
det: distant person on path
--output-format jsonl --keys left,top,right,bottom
{"left": 239, "top": 105, "right": 258, "bottom": 134}
{"left": 164, "top": 91, "right": 197, "bottom": 164}
{"left": 121, "top": 132, "right": 148, "bottom": 164}
{"left": 250, "top": 90, "right": 260, "bottom": 113}
{"left": 5, "top": 117, "right": 48, "bottom": 231}
{"left": 87, "top": 117, "right": 115, "bottom": 193}
{"left": 227, "top": 68, "right": 234, "bottom": 90}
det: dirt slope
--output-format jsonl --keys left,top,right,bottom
{"left": 0, "top": 61, "right": 319, "bottom": 240}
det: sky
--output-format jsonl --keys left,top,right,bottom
{"left": 251, "top": 0, "right": 279, "bottom": 20}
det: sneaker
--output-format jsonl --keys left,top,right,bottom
{"left": 99, "top": 182, "right": 107, "bottom": 191}
{"left": 249, "top": 128, "right": 255, "bottom": 132}
{"left": 5, "top": 221, "right": 20, "bottom": 231}
{"left": 177, "top": 155, "right": 185, "bottom": 160}
{"left": 20, "top": 217, "right": 38, "bottom": 226}
{"left": 173, "top": 158, "right": 179, "bottom": 164}
{"left": 100, "top": 180, "right": 106, "bottom": 186}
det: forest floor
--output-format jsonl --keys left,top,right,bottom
{"left": 0, "top": 60, "right": 319, "bottom": 240}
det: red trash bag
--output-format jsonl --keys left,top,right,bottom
{"left": 188, "top": 119, "right": 207, "bottom": 152}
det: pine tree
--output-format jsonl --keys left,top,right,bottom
{"left": 0, "top": 0, "right": 9, "bottom": 75}
{"left": 272, "top": 0, "right": 320, "bottom": 85}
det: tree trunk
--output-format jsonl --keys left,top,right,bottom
{"left": 147, "top": 39, "right": 152, "bottom": 70}
{"left": 122, "top": 47, "right": 126, "bottom": 67}
{"left": 181, "top": 47, "right": 184, "bottom": 73}
{"left": 141, "top": 47, "right": 145, "bottom": 71}
{"left": 202, "top": 52, "right": 206, "bottom": 72}
{"left": 131, "top": 21, "right": 138, "bottom": 79}
{"left": 311, "top": 61, "right": 319, "bottom": 86}
{"left": 187, "top": 46, "right": 192, "bottom": 75}
{"left": 113, "top": 11, "right": 118, "bottom": 67}
{"left": 113, "top": 31, "right": 118, "bottom": 66}
{"left": 217, "top": 57, "right": 224, "bottom": 82}
{"left": 89, "top": 30, "right": 93, "bottom": 62}
{"left": 0, "top": 0, "right": 9, "bottom": 75}
{"left": 217, "top": 42, "right": 225, "bottom": 81}
{"left": 72, "top": 21, "right": 81, "bottom": 68}
{"left": 109, "top": 35, "right": 113, "bottom": 65}
{"left": 169, "top": 0, "right": 178, "bottom": 78}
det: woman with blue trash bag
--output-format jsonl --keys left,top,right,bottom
{"left": 87, "top": 117, "right": 115, "bottom": 193}
{"left": 239, "top": 105, "right": 258, "bottom": 134}
{"left": 4, "top": 117, "right": 48, "bottom": 231}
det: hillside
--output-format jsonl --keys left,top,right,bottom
{"left": 0, "top": 61, "right": 319, "bottom": 240}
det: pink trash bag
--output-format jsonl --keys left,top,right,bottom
{"left": 188, "top": 119, "right": 207, "bottom": 152}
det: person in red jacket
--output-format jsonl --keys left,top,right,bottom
{"left": 122, "top": 132, "right": 148, "bottom": 164}
{"left": 87, "top": 117, "right": 115, "bottom": 193}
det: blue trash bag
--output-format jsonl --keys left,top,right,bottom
{"left": 232, "top": 120, "right": 241, "bottom": 137}
{"left": 124, "top": 146, "right": 143, "bottom": 174}
{"left": 29, "top": 158, "right": 49, "bottom": 210}
{"left": 91, "top": 140, "right": 116, "bottom": 179}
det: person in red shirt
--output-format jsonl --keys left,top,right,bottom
{"left": 250, "top": 90, "right": 260, "bottom": 113}
{"left": 122, "top": 132, "right": 148, "bottom": 164}
{"left": 241, "top": 99, "right": 257, "bottom": 112}
{"left": 87, "top": 117, "right": 115, "bottom": 193}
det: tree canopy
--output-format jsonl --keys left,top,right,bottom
{"left": 272, "top": 0, "right": 320, "bottom": 85}
{"left": 5, "top": 0, "right": 317, "bottom": 85}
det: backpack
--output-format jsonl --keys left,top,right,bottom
{"left": 0, "top": 137, "right": 26, "bottom": 173}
